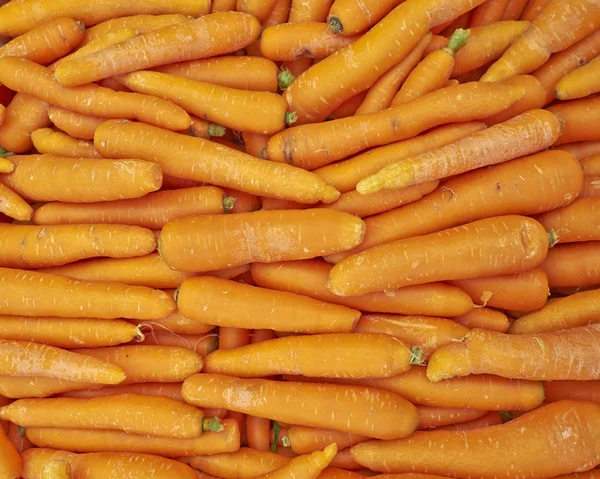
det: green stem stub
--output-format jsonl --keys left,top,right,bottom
{"left": 444, "top": 28, "right": 470, "bottom": 55}
{"left": 278, "top": 69, "right": 296, "bottom": 91}
{"left": 0, "top": 146, "right": 14, "bottom": 158}
{"left": 223, "top": 195, "right": 236, "bottom": 213}
{"left": 328, "top": 16, "right": 343, "bottom": 34}
{"left": 208, "top": 123, "right": 226, "bottom": 138}
{"left": 202, "top": 417, "right": 224, "bottom": 433}
{"left": 281, "top": 435, "right": 291, "bottom": 447}
{"left": 547, "top": 229, "right": 560, "bottom": 248}
{"left": 285, "top": 111, "right": 298, "bottom": 126}
{"left": 271, "top": 421, "right": 281, "bottom": 452}
{"left": 409, "top": 346, "right": 426, "bottom": 366}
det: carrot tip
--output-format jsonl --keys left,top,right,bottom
{"left": 202, "top": 417, "right": 224, "bottom": 433}
{"left": 259, "top": 147, "right": 269, "bottom": 159}
{"left": 0, "top": 146, "right": 14, "bottom": 158}
{"left": 134, "top": 328, "right": 146, "bottom": 343}
{"left": 328, "top": 16, "right": 343, "bottom": 34}
{"left": 409, "top": 346, "right": 426, "bottom": 365}
{"left": 285, "top": 111, "right": 298, "bottom": 126}
{"left": 223, "top": 195, "right": 236, "bottom": 213}
{"left": 278, "top": 69, "right": 296, "bottom": 91}
{"left": 320, "top": 185, "right": 341, "bottom": 204}
{"left": 547, "top": 229, "right": 560, "bottom": 248}
{"left": 281, "top": 435, "right": 291, "bottom": 447}
{"left": 445, "top": 28, "right": 470, "bottom": 55}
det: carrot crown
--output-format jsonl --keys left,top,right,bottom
{"left": 409, "top": 346, "right": 426, "bottom": 366}
{"left": 444, "top": 28, "right": 470, "bottom": 56}
{"left": 202, "top": 417, "right": 224, "bottom": 433}
{"left": 328, "top": 16, "right": 343, "bottom": 34}
{"left": 278, "top": 69, "right": 296, "bottom": 91}
{"left": 0, "top": 146, "right": 14, "bottom": 158}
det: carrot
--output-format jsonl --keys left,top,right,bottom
{"left": 332, "top": 149, "right": 582, "bottom": 262}
{"left": 0, "top": 94, "right": 50, "bottom": 153}
{"left": 548, "top": 96, "right": 600, "bottom": 146}
{"left": 47, "top": 106, "right": 106, "bottom": 140}
{"left": 131, "top": 307, "right": 217, "bottom": 335}
{"left": 1, "top": 394, "right": 208, "bottom": 438}
{"left": 483, "top": 74, "right": 546, "bottom": 126}
{"left": 284, "top": 426, "right": 367, "bottom": 455}
{"left": 41, "top": 460, "right": 70, "bottom": 479}
{"left": 54, "top": 12, "right": 261, "bottom": 87}
{"left": 318, "top": 470, "right": 364, "bottom": 479}
{"left": 327, "top": 91, "right": 368, "bottom": 119}
{"left": 137, "top": 332, "right": 219, "bottom": 357}
{"left": 556, "top": 55, "right": 600, "bottom": 100}
{"left": 355, "top": 33, "right": 432, "bottom": 115}
{"left": 247, "top": 414, "right": 271, "bottom": 452}
{"left": 314, "top": 122, "right": 484, "bottom": 194}
{"left": 392, "top": 29, "right": 470, "bottom": 106}
{"left": 327, "top": 0, "right": 405, "bottom": 35}
{"left": 436, "top": 411, "right": 503, "bottom": 432}
{"left": 189, "top": 118, "right": 226, "bottom": 140}
{"left": 582, "top": 155, "right": 600, "bottom": 176}
{"left": 8, "top": 421, "right": 33, "bottom": 453}
{"left": 160, "top": 209, "right": 364, "bottom": 272}
{"left": 186, "top": 447, "right": 290, "bottom": 478}
{"left": 204, "top": 333, "right": 422, "bottom": 379}
{"left": 0, "top": 267, "right": 176, "bottom": 320}
{"left": 241, "top": 132, "right": 269, "bottom": 159}
{"left": 540, "top": 241, "right": 600, "bottom": 289}
{"left": 0, "top": 17, "right": 84, "bottom": 66}
{"left": 289, "top": 0, "right": 333, "bottom": 22}
{"left": 323, "top": 447, "right": 359, "bottom": 472}
{"left": 94, "top": 120, "right": 340, "bottom": 205}
{"left": 1, "top": 155, "right": 162, "bottom": 203}
{"left": 452, "top": 307, "right": 510, "bottom": 333}
{"left": 357, "top": 108, "right": 561, "bottom": 193}
{"left": 177, "top": 276, "right": 360, "bottom": 334}
{"left": 183, "top": 373, "right": 418, "bottom": 440}
{"left": 551, "top": 472, "right": 600, "bottom": 479}
{"left": 502, "top": 0, "right": 530, "bottom": 19}
{"left": 21, "top": 449, "right": 198, "bottom": 479}
{"left": 33, "top": 186, "right": 227, "bottom": 230}
{"left": 424, "top": 35, "right": 450, "bottom": 56}
{"left": 448, "top": 268, "right": 549, "bottom": 311}
{"left": 253, "top": 444, "right": 337, "bottom": 478}
{"left": 31, "top": 128, "right": 101, "bottom": 158}
{"left": 0, "top": 340, "right": 125, "bottom": 384}
{"left": 59, "top": 383, "right": 185, "bottom": 402}
{"left": 0, "top": 377, "right": 101, "bottom": 399}
{"left": 482, "top": 0, "right": 600, "bottom": 82}
{"left": 0, "top": 184, "right": 32, "bottom": 222}
{"left": 583, "top": 176, "right": 600, "bottom": 198}
{"left": 236, "top": 0, "right": 277, "bottom": 22}
{"left": 219, "top": 327, "right": 251, "bottom": 351}
{"left": 154, "top": 56, "right": 279, "bottom": 93}
{"left": 251, "top": 260, "right": 473, "bottom": 317}
{"left": 470, "top": 0, "right": 510, "bottom": 27}
{"left": 536, "top": 197, "right": 600, "bottom": 244}
{"left": 544, "top": 380, "right": 600, "bottom": 404}
{"left": 352, "top": 400, "right": 600, "bottom": 476}
{"left": 416, "top": 406, "right": 487, "bottom": 430}
{"left": 260, "top": 198, "right": 308, "bottom": 211}
{"left": 0, "top": 425, "right": 21, "bottom": 479}
{"left": 211, "top": 0, "right": 237, "bottom": 12}
{"left": 0, "top": 158, "right": 10, "bottom": 173}
{"left": 0, "top": 316, "right": 143, "bottom": 349}
{"left": 273, "top": 82, "right": 524, "bottom": 169}
{"left": 520, "top": 0, "right": 551, "bottom": 21}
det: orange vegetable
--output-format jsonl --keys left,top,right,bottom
{"left": 7, "top": 421, "right": 33, "bottom": 453}
{"left": 544, "top": 380, "right": 600, "bottom": 404}
{"left": 327, "top": 91, "right": 368, "bottom": 119}
{"left": 502, "top": 0, "right": 530, "bottom": 20}
{"left": 452, "top": 307, "right": 509, "bottom": 333}
{"left": 47, "top": 106, "right": 105, "bottom": 140}
{"left": 59, "top": 382, "right": 185, "bottom": 401}
{"left": 583, "top": 176, "right": 600, "bottom": 198}
{"left": 470, "top": 0, "right": 511, "bottom": 27}
{"left": 0, "top": 425, "right": 21, "bottom": 479}
{"left": 327, "top": 0, "right": 404, "bottom": 35}
{"left": 416, "top": 406, "right": 487, "bottom": 430}
{"left": 31, "top": 128, "right": 101, "bottom": 158}
{"left": 536, "top": 197, "right": 600, "bottom": 243}
{"left": 437, "top": 411, "right": 503, "bottom": 432}
{"left": 289, "top": 0, "right": 333, "bottom": 22}
{"left": 520, "top": 0, "right": 551, "bottom": 21}
{"left": 254, "top": 444, "right": 337, "bottom": 478}
{"left": 0, "top": 93, "right": 51, "bottom": 153}
{"left": 284, "top": 426, "right": 367, "bottom": 455}
{"left": 0, "top": 377, "right": 100, "bottom": 399}
{"left": 581, "top": 155, "right": 600, "bottom": 176}
{"left": 0, "top": 184, "right": 32, "bottom": 222}
{"left": 540, "top": 241, "right": 600, "bottom": 289}
{"left": 548, "top": 95, "right": 600, "bottom": 145}
{"left": 483, "top": 75, "right": 546, "bottom": 126}
{"left": 0, "top": 157, "right": 12, "bottom": 173}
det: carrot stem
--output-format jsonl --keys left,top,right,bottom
{"left": 222, "top": 196, "right": 236, "bottom": 213}
{"left": 0, "top": 147, "right": 13, "bottom": 158}
{"left": 207, "top": 123, "right": 226, "bottom": 137}
{"left": 285, "top": 111, "right": 298, "bottom": 126}
{"left": 409, "top": 346, "right": 426, "bottom": 365}
{"left": 271, "top": 421, "right": 281, "bottom": 452}
{"left": 445, "top": 28, "right": 470, "bottom": 54}
{"left": 547, "top": 229, "right": 560, "bottom": 248}
{"left": 281, "top": 435, "right": 291, "bottom": 447}
{"left": 278, "top": 69, "right": 296, "bottom": 91}
{"left": 328, "top": 16, "right": 343, "bottom": 34}
{"left": 202, "top": 417, "right": 224, "bottom": 433}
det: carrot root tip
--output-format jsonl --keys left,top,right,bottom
{"left": 445, "top": 28, "right": 471, "bottom": 55}
{"left": 208, "top": 123, "right": 226, "bottom": 138}
{"left": 223, "top": 195, "right": 236, "bottom": 213}
{"left": 0, "top": 146, "right": 14, "bottom": 158}
{"left": 202, "top": 417, "right": 224, "bottom": 433}
{"left": 285, "top": 111, "right": 298, "bottom": 126}
{"left": 547, "top": 229, "right": 560, "bottom": 247}
{"left": 278, "top": 69, "right": 296, "bottom": 91}
{"left": 320, "top": 185, "right": 341, "bottom": 204}
{"left": 409, "top": 346, "right": 426, "bottom": 365}
{"left": 134, "top": 328, "right": 146, "bottom": 343}
{"left": 328, "top": 16, "right": 343, "bottom": 34}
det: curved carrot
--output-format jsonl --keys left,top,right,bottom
{"left": 183, "top": 373, "right": 419, "bottom": 440}
{"left": 416, "top": 406, "right": 487, "bottom": 430}
{"left": 502, "top": 0, "right": 530, "bottom": 20}
{"left": 448, "top": 268, "right": 549, "bottom": 311}
{"left": 289, "top": 0, "right": 333, "bottom": 22}
{"left": 0, "top": 426, "right": 21, "bottom": 479}
{"left": 470, "top": 0, "right": 510, "bottom": 27}
{"left": 357, "top": 108, "right": 561, "bottom": 193}
{"left": 94, "top": 120, "right": 340, "bottom": 205}
{"left": 0, "top": 94, "right": 50, "bottom": 153}
{"left": 556, "top": 55, "right": 600, "bottom": 100}
{"left": 536, "top": 197, "right": 600, "bottom": 243}
{"left": 254, "top": 444, "right": 337, "bottom": 478}
{"left": 272, "top": 82, "right": 524, "bottom": 169}
{"left": 483, "top": 74, "right": 546, "bottom": 126}
{"left": 53, "top": 12, "right": 261, "bottom": 87}
{"left": 351, "top": 400, "right": 600, "bottom": 477}
{"left": 1, "top": 155, "right": 162, "bottom": 203}
{"left": 452, "top": 307, "right": 510, "bottom": 333}
{"left": 0, "top": 184, "right": 32, "bottom": 222}
{"left": 31, "top": 128, "right": 101, "bottom": 158}
{"left": 186, "top": 447, "right": 289, "bottom": 477}
{"left": 540, "top": 241, "right": 600, "bottom": 289}
{"left": 160, "top": 209, "right": 364, "bottom": 272}
{"left": 544, "top": 380, "right": 600, "bottom": 404}
{"left": 481, "top": 0, "right": 600, "bottom": 82}
{"left": 47, "top": 106, "right": 106, "bottom": 140}
{"left": 328, "top": 0, "right": 405, "bottom": 35}
{"left": 428, "top": 324, "right": 600, "bottom": 382}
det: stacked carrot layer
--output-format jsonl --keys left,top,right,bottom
{"left": 0, "top": 0, "right": 599, "bottom": 478}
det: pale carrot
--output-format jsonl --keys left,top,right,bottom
{"left": 547, "top": 95, "right": 600, "bottom": 146}
{"left": 452, "top": 307, "right": 510, "bottom": 333}
{"left": 94, "top": 120, "right": 340, "bottom": 205}
{"left": 0, "top": 377, "right": 100, "bottom": 399}
{"left": 0, "top": 94, "right": 51, "bottom": 153}
{"left": 327, "top": 0, "right": 405, "bottom": 35}
{"left": 470, "top": 0, "right": 511, "bottom": 26}
{"left": 417, "top": 406, "right": 487, "bottom": 430}
{"left": 0, "top": 425, "right": 21, "bottom": 479}
{"left": 502, "top": 0, "right": 530, "bottom": 19}
{"left": 0, "top": 184, "right": 33, "bottom": 222}
{"left": 41, "top": 460, "right": 70, "bottom": 479}
{"left": 183, "top": 373, "right": 419, "bottom": 440}
{"left": 540, "top": 241, "right": 600, "bottom": 289}
{"left": 31, "top": 128, "right": 101, "bottom": 158}
{"left": 47, "top": 106, "right": 106, "bottom": 140}
{"left": 484, "top": 75, "right": 546, "bottom": 126}
{"left": 289, "top": 0, "right": 333, "bottom": 22}
{"left": 544, "top": 380, "right": 600, "bottom": 404}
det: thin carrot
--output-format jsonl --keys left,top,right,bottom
{"left": 581, "top": 155, "right": 600, "bottom": 176}
{"left": 247, "top": 415, "right": 271, "bottom": 452}
{"left": 536, "top": 197, "right": 600, "bottom": 244}
{"left": 189, "top": 117, "right": 226, "bottom": 140}
{"left": 94, "top": 120, "right": 340, "bottom": 205}
{"left": 0, "top": 94, "right": 50, "bottom": 153}
{"left": 452, "top": 307, "right": 510, "bottom": 333}
{"left": 0, "top": 17, "right": 84, "bottom": 66}
{"left": 1, "top": 155, "right": 162, "bottom": 203}
{"left": 327, "top": 91, "right": 368, "bottom": 119}
{"left": 284, "top": 426, "right": 367, "bottom": 455}
{"left": 251, "top": 260, "right": 473, "bottom": 317}
{"left": 254, "top": 444, "right": 337, "bottom": 478}
{"left": 47, "top": 106, "right": 106, "bottom": 140}
{"left": 186, "top": 447, "right": 290, "bottom": 477}
{"left": 392, "top": 29, "right": 470, "bottom": 106}
{"left": 351, "top": 400, "right": 600, "bottom": 477}
{"left": 53, "top": 12, "right": 261, "bottom": 87}
{"left": 0, "top": 425, "right": 21, "bottom": 479}
{"left": 272, "top": 82, "right": 524, "bottom": 169}
{"left": 237, "top": 0, "right": 278, "bottom": 22}
{"left": 540, "top": 241, "right": 600, "bottom": 289}
{"left": 326, "top": 448, "right": 360, "bottom": 472}
{"left": 0, "top": 267, "right": 176, "bottom": 320}
{"left": 437, "top": 411, "right": 503, "bottom": 432}
{"left": 416, "top": 406, "right": 487, "bottom": 430}
{"left": 357, "top": 108, "right": 561, "bottom": 193}
{"left": 131, "top": 307, "right": 217, "bottom": 336}
{"left": 31, "top": 128, "right": 101, "bottom": 158}
{"left": 0, "top": 184, "right": 33, "bottom": 222}
{"left": 260, "top": 198, "right": 308, "bottom": 211}
{"left": 544, "top": 380, "right": 600, "bottom": 404}
{"left": 160, "top": 209, "right": 364, "bottom": 272}
{"left": 448, "top": 268, "right": 549, "bottom": 311}
{"left": 556, "top": 55, "right": 600, "bottom": 100}
{"left": 481, "top": 0, "right": 600, "bottom": 81}
{"left": 327, "top": 0, "right": 405, "bottom": 35}
{"left": 470, "top": 0, "right": 510, "bottom": 27}
{"left": 183, "top": 373, "right": 419, "bottom": 440}
{"left": 520, "top": 0, "right": 551, "bottom": 21}
{"left": 502, "top": 0, "right": 530, "bottom": 19}
{"left": 484, "top": 75, "right": 546, "bottom": 126}
{"left": 154, "top": 56, "right": 280, "bottom": 93}
{"left": 177, "top": 276, "right": 360, "bottom": 334}
{"left": 289, "top": 0, "right": 333, "bottom": 22}
{"left": 423, "top": 35, "right": 449, "bottom": 56}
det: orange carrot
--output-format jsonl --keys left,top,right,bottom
{"left": 327, "top": 0, "right": 405, "bottom": 35}
{"left": 246, "top": 414, "right": 272, "bottom": 451}
{"left": 437, "top": 411, "right": 503, "bottom": 432}
{"left": 548, "top": 96, "right": 600, "bottom": 146}
{"left": 323, "top": 447, "right": 359, "bottom": 472}
{"left": 8, "top": 421, "right": 33, "bottom": 453}
{"left": 0, "top": 94, "right": 51, "bottom": 153}
{"left": 289, "top": 0, "right": 333, "bottom": 22}
{"left": 0, "top": 157, "right": 12, "bottom": 173}
{"left": 1, "top": 155, "right": 162, "bottom": 203}
{"left": 160, "top": 209, "right": 364, "bottom": 272}
{"left": 0, "top": 267, "right": 176, "bottom": 320}
{"left": 423, "top": 35, "right": 449, "bottom": 56}
{"left": 254, "top": 444, "right": 337, "bottom": 478}
{"left": 416, "top": 406, "right": 487, "bottom": 430}
{"left": 502, "top": 0, "right": 530, "bottom": 19}
{"left": 177, "top": 276, "right": 360, "bottom": 334}
{"left": 351, "top": 400, "right": 600, "bottom": 477}
{"left": 94, "top": 120, "right": 340, "bottom": 205}
{"left": 452, "top": 307, "right": 510, "bottom": 333}
{"left": 260, "top": 198, "right": 308, "bottom": 211}
{"left": 251, "top": 260, "right": 473, "bottom": 317}
{"left": 31, "top": 128, "right": 101, "bottom": 158}
{"left": 357, "top": 108, "right": 560, "bottom": 193}
{"left": 58, "top": 383, "right": 186, "bottom": 402}
{"left": 189, "top": 117, "right": 226, "bottom": 140}
{"left": 183, "top": 373, "right": 419, "bottom": 440}
{"left": 47, "top": 106, "right": 106, "bottom": 140}
{"left": 218, "top": 327, "right": 251, "bottom": 351}
{"left": 536, "top": 197, "right": 600, "bottom": 243}
{"left": 540, "top": 241, "right": 600, "bottom": 289}
{"left": 0, "top": 425, "right": 21, "bottom": 479}
{"left": 327, "top": 91, "right": 368, "bottom": 119}
{"left": 470, "top": 0, "right": 510, "bottom": 26}
{"left": 483, "top": 75, "right": 546, "bottom": 126}
{"left": 0, "top": 377, "right": 100, "bottom": 399}
{"left": 520, "top": 0, "right": 551, "bottom": 21}
{"left": 237, "top": 0, "right": 278, "bottom": 22}
{"left": 0, "top": 184, "right": 32, "bottom": 222}
{"left": 557, "top": 55, "right": 600, "bottom": 100}
{"left": 448, "top": 268, "right": 549, "bottom": 311}
{"left": 581, "top": 155, "right": 600, "bottom": 176}
{"left": 271, "top": 82, "right": 524, "bottom": 169}
{"left": 583, "top": 176, "right": 600, "bottom": 198}
{"left": 284, "top": 426, "right": 367, "bottom": 455}
{"left": 241, "top": 132, "right": 270, "bottom": 159}
{"left": 184, "top": 447, "right": 290, "bottom": 477}
{"left": 137, "top": 332, "right": 218, "bottom": 356}
{"left": 544, "top": 380, "right": 600, "bottom": 404}
{"left": 481, "top": 0, "right": 600, "bottom": 81}
{"left": 131, "top": 306, "right": 217, "bottom": 335}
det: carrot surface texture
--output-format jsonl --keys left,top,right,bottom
{"left": 31, "top": 128, "right": 101, "bottom": 158}
{"left": 536, "top": 197, "right": 600, "bottom": 243}
{"left": 53, "top": 12, "right": 261, "bottom": 87}
{"left": 47, "top": 107, "right": 106, "bottom": 141}
{"left": 556, "top": 55, "right": 600, "bottom": 100}
{"left": 182, "top": 373, "right": 419, "bottom": 440}
{"left": 327, "top": 0, "right": 404, "bottom": 35}
{"left": 547, "top": 95, "right": 600, "bottom": 145}
{"left": 351, "top": 400, "right": 600, "bottom": 477}
{"left": 0, "top": 93, "right": 51, "bottom": 154}
{"left": 0, "top": 184, "right": 32, "bottom": 222}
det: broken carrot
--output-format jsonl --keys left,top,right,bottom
{"left": 31, "top": 128, "right": 101, "bottom": 158}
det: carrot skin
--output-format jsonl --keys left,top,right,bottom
{"left": 327, "top": 0, "right": 405, "bottom": 35}
{"left": 452, "top": 307, "right": 510, "bottom": 333}
{"left": 548, "top": 96, "right": 600, "bottom": 146}
{"left": 0, "top": 377, "right": 101, "bottom": 399}
{"left": 416, "top": 406, "right": 488, "bottom": 430}
{"left": 47, "top": 106, "right": 106, "bottom": 140}
{"left": 484, "top": 75, "right": 546, "bottom": 126}
{"left": 540, "top": 241, "right": 600, "bottom": 289}
{"left": 0, "top": 184, "right": 33, "bottom": 222}
{"left": 184, "top": 447, "right": 290, "bottom": 478}
{"left": 0, "top": 94, "right": 50, "bottom": 153}
{"left": 536, "top": 197, "right": 600, "bottom": 243}
{"left": 31, "top": 128, "right": 102, "bottom": 158}
{"left": 544, "top": 380, "right": 600, "bottom": 404}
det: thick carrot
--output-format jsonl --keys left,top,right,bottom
{"left": 448, "top": 268, "right": 549, "bottom": 311}
{"left": 483, "top": 75, "right": 546, "bottom": 126}
{"left": 416, "top": 406, "right": 487, "bottom": 430}
{"left": 327, "top": 0, "right": 405, "bottom": 35}
{"left": 351, "top": 400, "right": 600, "bottom": 477}
{"left": 357, "top": 108, "right": 561, "bottom": 193}
{"left": 0, "top": 184, "right": 32, "bottom": 222}
{"left": 271, "top": 82, "right": 524, "bottom": 169}
{"left": 33, "top": 186, "right": 227, "bottom": 229}
{"left": 154, "top": 56, "right": 279, "bottom": 93}
{"left": 160, "top": 209, "right": 364, "bottom": 272}
{"left": 544, "top": 380, "right": 600, "bottom": 404}
{"left": 47, "top": 106, "right": 106, "bottom": 140}
{"left": 177, "top": 276, "right": 360, "bottom": 334}
{"left": 331, "top": 149, "right": 582, "bottom": 261}
{"left": 536, "top": 197, "right": 600, "bottom": 243}
{"left": 557, "top": 55, "right": 600, "bottom": 100}
{"left": 0, "top": 94, "right": 50, "bottom": 153}
{"left": 1, "top": 155, "right": 162, "bottom": 203}
{"left": 540, "top": 241, "right": 600, "bottom": 289}
{"left": 548, "top": 96, "right": 600, "bottom": 145}
{"left": 328, "top": 215, "right": 550, "bottom": 296}
{"left": 0, "top": 317, "right": 143, "bottom": 349}
{"left": 289, "top": 0, "right": 332, "bottom": 22}
{"left": 452, "top": 307, "right": 510, "bottom": 333}
{"left": 120, "top": 71, "right": 291, "bottom": 135}
{"left": 0, "top": 18, "right": 84, "bottom": 66}
{"left": 0, "top": 267, "right": 176, "bottom": 320}
{"left": 470, "top": 0, "right": 510, "bottom": 26}
{"left": 482, "top": 0, "right": 600, "bottom": 81}
{"left": 314, "top": 122, "right": 484, "bottom": 193}
{"left": 31, "top": 128, "right": 101, "bottom": 158}
{"left": 581, "top": 155, "right": 600, "bottom": 176}
{"left": 186, "top": 447, "right": 290, "bottom": 478}
{"left": 0, "top": 426, "right": 21, "bottom": 479}
{"left": 53, "top": 12, "right": 261, "bottom": 87}
{"left": 94, "top": 120, "right": 340, "bottom": 205}
{"left": 183, "top": 373, "right": 419, "bottom": 440}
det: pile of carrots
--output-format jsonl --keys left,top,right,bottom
{"left": 0, "top": 0, "right": 600, "bottom": 477}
